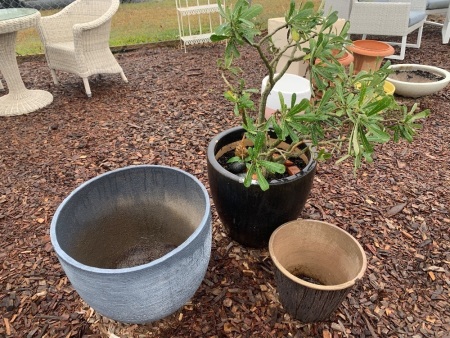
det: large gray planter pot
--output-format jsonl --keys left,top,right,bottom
{"left": 269, "top": 219, "right": 367, "bottom": 322}
{"left": 51, "top": 165, "right": 212, "bottom": 324}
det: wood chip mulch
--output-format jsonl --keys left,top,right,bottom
{"left": 1, "top": 23, "right": 449, "bottom": 338}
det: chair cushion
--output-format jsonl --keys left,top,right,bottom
{"left": 427, "top": 0, "right": 450, "bottom": 10}
{"left": 409, "top": 11, "right": 427, "bottom": 26}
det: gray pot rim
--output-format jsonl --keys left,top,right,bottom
{"left": 50, "top": 165, "right": 211, "bottom": 274}
{"left": 268, "top": 219, "right": 367, "bottom": 291}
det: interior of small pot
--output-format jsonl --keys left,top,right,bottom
{"left": 269, "top": 220, "right": 366, "bottom": 289}
{"left": 53, "top": 166, "right": 208, "bottom": 269}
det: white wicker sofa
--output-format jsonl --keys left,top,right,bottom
{"left": 348, "top": 0, "right": 427, "bottom": 60}
{"left": 37, "top": 0, "right": 127, "bottom": 97}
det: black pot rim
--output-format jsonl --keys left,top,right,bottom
{"left": 50, "top": 165, "right": 211, "bottom": 274}
{"left": 207, "top": 126, "right": 317, "bottom": 186}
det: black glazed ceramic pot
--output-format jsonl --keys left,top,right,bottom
{"left": 207, "top": 126, "right": 316, "bottom": 248}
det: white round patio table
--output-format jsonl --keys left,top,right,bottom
{"left": 0, "top": 8, "right": 53, "bottom": 116}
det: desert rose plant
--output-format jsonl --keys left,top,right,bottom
{"left": 211, "top": 0, "right": 429, "bottom": 190}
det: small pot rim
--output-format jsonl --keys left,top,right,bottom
{"left": 348, "top": 40, "right": 395, "bottom": 57}
{"left": 50, "top": 165, "right": 211, "bottom": 274}
{"left": 268, "top": 219, "right": 368, "bottom": 291}
{"left": 387, "top": 64, "right": 450, "bottom": 86}
{"left": 338, "top": 50, "right": 354, "bottom": 66}
{"left": 207, "top": 126, "right": 317, "bottom": 186}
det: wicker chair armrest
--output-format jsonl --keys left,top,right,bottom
{"left": 72, "top": 0, "right": 119, "bottom": 33}
{"left": 73, "top": 18, "right": 113, "bottom": 52}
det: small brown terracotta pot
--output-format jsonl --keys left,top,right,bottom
{"left": 348, "top": 40, "right": 394, "bottom": 73}
{"left": 337, "top": 50, "right": 354, "bottom": 67}
{"left": 315, "top": 49, "right": 354, "bottom": 67}
{"left": 269, "top": 219, "right": 367, "bottom": 322}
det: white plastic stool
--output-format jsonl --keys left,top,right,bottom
{"left": 261, "top": 74, "right": 311, "bottom": 119}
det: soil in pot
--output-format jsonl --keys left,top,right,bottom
{"left": 217, "top": 149, "right": 307, "bottom": 181}
{"left": 390, "top": 69, "right": 445, "bottom": 83}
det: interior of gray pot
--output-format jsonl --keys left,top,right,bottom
{"left": 53, "top": 166, "right": 207, "bottom": 269}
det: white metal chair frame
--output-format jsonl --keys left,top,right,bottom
{"left": 175, "top": 0, "right": 224, "bottom": 52}
{"left": 37, "top": 0, "right": 128, "bottom": 97}
{"left": 348, "top": 0, "right": 427, "bottom": 60}
{"left": 443, "top": 5, "right": 450, "bottom": 43}
{"left": 425, "top": 0, "right": 450, "bottom": 25}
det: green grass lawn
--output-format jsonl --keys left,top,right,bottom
{"left": 16, "top": 0, "right": 306, "bottom": 55}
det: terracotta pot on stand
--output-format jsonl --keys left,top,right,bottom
{"left": 348, "top": 40, "right": 394, "bottom": 73}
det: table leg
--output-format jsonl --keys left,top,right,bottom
{"left": 0, "top": 31, "right": 53, "bottom": 117}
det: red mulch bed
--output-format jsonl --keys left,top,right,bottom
{"left": 1, "top": 23, "right": 449, "bottom": 337}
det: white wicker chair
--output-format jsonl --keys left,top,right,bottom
{"left": 37, "top": 0, "right": 127, "bottom": 97}
{"left": 348, "top": 0, "right": 427, "bottom": 60}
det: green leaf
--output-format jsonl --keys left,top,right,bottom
{"left": 408, "top": 109, "right": 430, "bottom": 122}
{"left": 336, "top": 154, "right": 350, "bottom": 164}
{"left": 245, "top": 118, "right": 257, "bottom": 135}
{"left": 287, "top": 0, "right": 295, "bottom": 18}
{"left": 359, "top": 126, "right": 373, "bottom": 152}
{"left": 253, "top": 131, "right": 265, "bottom": 152}
{"left": 244, "top": 164, "right": 255, "bottom": 187}
{"left": 224, "top": 90, "right": 237, "bottom": 102}
{"left": 277, "top": 91, "right": 286, "bottom": 110}
{"left": 227, "top": 156, "right": 244, "bottom": 163}
{"left": 271, "top": 118, "right": 283, "bottom": 138}
{"left": 256, "top": 167, "right": 269, "bottom": 191}
{"left": 241, "top": 4, "right": 263, "bottom": 21}
{"left": 351, "top": 121, "right": 360, "bottom": 156}
{"left": 210, "top": 32, "right": 228, "bottom": 42}
{"left": 365, "top": 97, "right": 392, "bottom": 116}
{"left": 216, "top": 0, "right": 227, "bottom": 18}
{"left": 259, "top": 160, "right": 286, "bottom": 174}
{"left": 286, "top": 98, "right": 310, "bottom": 117}
{"left": 366, "top": 124, "right": 390, "bottom": 143}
